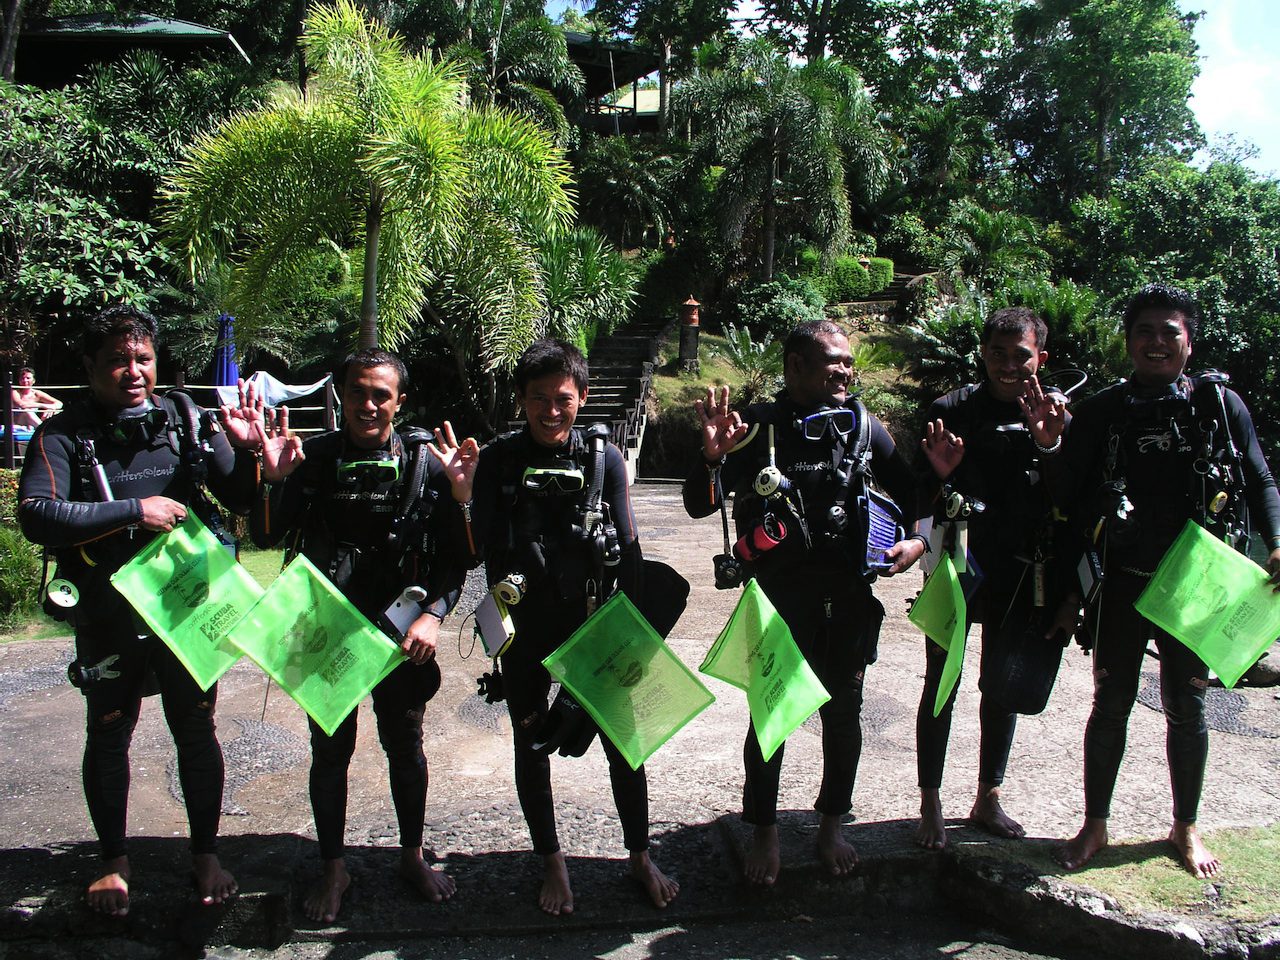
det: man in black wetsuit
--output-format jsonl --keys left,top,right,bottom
{"left": 18, "top": 304, "right": 258, "bottom": 916}
{"left": 913, "top": 307, "right": 1075, "bottom": 850}
{"left": 1051, "top": 283, "right": 1280, "bottom": 879}
{"left": 434, "top": 338, "right": 678, "bottom": 917}
{"left": 250, "top": 349, "right": 470, "bottom": 923}
{"left": 683, "top": 319, "right": 926, "bottom": 885}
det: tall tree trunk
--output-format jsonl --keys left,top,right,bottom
{"left": 803, "top": 0, "right": 830, "bottom": 64}
{"left": 1, "top": 0, "right": 23, "bottom": 83}
{"left": 762, "top": 148, "right": 778, "bottom": 281}
{"left": 292, "top": 0, "right": 307, "bottom": 94}
{"left": 1095, "top": 100, "right": 1114, "bottom": 197}
{"left": 359, "top": 186, "right": 383, "bottom": 349}
{"left": 658, "top": 39, "right": 671, "bottom": 136}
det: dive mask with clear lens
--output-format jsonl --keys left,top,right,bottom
{"left": 521, "top": 463, "right": 585, "bottom": 493}
{"left": 336, "top": 452, "right": 400, "bottom": 489}
{"left": 797, "top": 407, "right": 856, "bottom": 441}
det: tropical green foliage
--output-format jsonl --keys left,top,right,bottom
{"left": 866, "top": 257, "right": 893, "bottom": 291}
{"left": 985, "top": 0, "right": 1200, "bottom": 214}
{"left": 413, "top": 0, "right": 585, "bottom": 142}
{"left": 163, "top": 0, "right": 575, "bottom": 386}
{"left": 732, "top": 275, "right": 826, "bottom": 343}
{"left": 899, "top": 289, "right": 986, "bottom": 398}
{"left": 674, "top": 38, "right": 888, "bottom": 280}
{"left": 574, "top": 134, "right": 679, "bottom": 248}
{"left": 713, "top": 322, "right": 782, "bottom": 405}
{"left": 1, "top": 81, "right": 172, "bottom": 354}
{"left": 938, "top": 200, "right": 1049, "bottom": 290}
{"left": 539, "top": 227, "right": 638, "bottom": 353}
{"left": 0, "top": 522, "right": 40, "bottom": 631}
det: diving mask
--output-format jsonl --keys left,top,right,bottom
{"left": 521, "top": 463, "right": 585, "bottom": 493}
{"left": 796, "top": 407, "right": 856, "bottom": 441}
{"left": 337, "top": 452, "right": 400, "bottom": 488}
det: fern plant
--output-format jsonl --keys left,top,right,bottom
{"left": 714, "top": 323, "right": 784, "bottom": 405}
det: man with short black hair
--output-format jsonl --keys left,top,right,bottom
{"left": 18, "top": 303, "right": 258, "bottom": 916}
{"left": 683, "top": 319, "right": 925, "bottom": 884}
{"left": 913, "top": 306, "right": 1075, "bottom": 850}
{"left": 1051, "top": 283, "right": 1280, "bottom": 878}
{"left": 434, "top": 337, "right": 679, "bottom": 917}
{"left": 250, "top": 348, "right": 471, "bottom": 923}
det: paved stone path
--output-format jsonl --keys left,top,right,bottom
{"left": 2, "top": 483, "right": 1278, "bottom": 955}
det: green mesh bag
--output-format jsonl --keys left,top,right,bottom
{"left": 110, "top": 514, "right": 259, "bottom": 690}
{"left": 700, "top": 578, "right": 831, "bottom": 762}
{"left": 542, "top": 591, "right": 714, "bottom": 771}
{"left": 226, "top": 554, "right": 401, "bottom": 735}
{"left": 909, "top": 553, "right": 968, "bottom": 717}
{"left": 1135, "top": 521, "right": 1280, "bottom": 689}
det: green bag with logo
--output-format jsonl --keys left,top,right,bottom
{"left": 226, "top": 554, "right": 402, "bottom": 735}
{"left": 542, "top": 590, "right": 714, "bottom": 771}
{"left": 700, "top": 578, "right": 830, "bottom": 762}
{"left": 1136, "top": 520, "right": 1280, "bottom": 688}
{"left": 110, "top": 514, "right": 259, "bottom": 690}
{"left": 909, "top": 553, "right": 968, "bottom": 717}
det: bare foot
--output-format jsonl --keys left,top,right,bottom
{"left": 629, "top": 850, "right": 679, "bottom": 908}
{"left": 303, "top": 858, "right": 351, "bottom": 924}
{"left": 192, "top": 853, "right": 238, "bottom": 905}
{"left": 744, "top": 824, "right": 780, "bottom": 886}
{"left": 970, "top": 784, "right": 1026, "bottom": 839}
{"left": 915, "top": 789, "right": 947, "bottom": 850}
{"left": 539, "top": 851, "right": 574, "bottom": 916}
{"left": 1169, "top": 822, "right": 1221, "bottom": 879}
{"left": 400, "top": 847, "right": 455, "bottom": 902}
{"left": 1055, "top": 817, "right": 1108, "bottom": 870}
{"left": 87, "top": 855, "right": 131, "bottom": 917}
{"left": 816, "top": 814, "right": 858, "bottom": 876}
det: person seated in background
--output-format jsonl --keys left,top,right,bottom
{"left": 11, "top": 367, "right": 63, "bottom": 429}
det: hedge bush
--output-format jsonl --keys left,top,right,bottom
{"left": 0, "top": 469, "right": 18, "bottom": 523}
{"left": 830, "top": 256, "right": 871, "bottom": 301}
{"left": 734, "top": 276, "right": 827, "bottom": 343}
{"left": 0, "top": 524, "right": 40, "bottom": 631}
{"left": 867, "top": 257, "right": 894, "bottom": 292}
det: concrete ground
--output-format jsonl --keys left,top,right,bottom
{"left": 2, "top": 483, "right": 1279, "bottom": 958}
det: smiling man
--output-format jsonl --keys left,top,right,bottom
{"left": 17, "top": 304, "right": 258, "bottom": 916}
{"left": 438, "top": 338, "right": 678, "bottom": 917}
{"left": 912, "top": 307, "right": 1077, "bottom": 851}
{"left": 682, "top": 319, "right": 925, "bottom": 885}
{"left": 249, "top": 348, "right": 471, "bottom": 923}
{"left": 1051, "top": 283, "right": 1280, "bottom": 878}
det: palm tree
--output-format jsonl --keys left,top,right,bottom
{"left": 674, "top": 38, "right": 888, "bottom": 280}
{"left": 575, "top": 134, "right": 678, "bottom": 248}
{"left": 408, "top": 0, "right": 585, "bottom": 143}
{"left": 163, "top": 0, "right": 574, "bottom": 364}
{"left": 937, "top": 200, "right": 1049, "bottom": 290}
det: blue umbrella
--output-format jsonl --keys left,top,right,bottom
{"left": 213, "top": 313, "right": 239, "bottom": 386}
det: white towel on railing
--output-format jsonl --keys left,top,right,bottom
{"left": 213, "top": 372, "right": 331, "bottom": 408}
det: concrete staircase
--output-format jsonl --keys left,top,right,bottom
{"left": 580, "top": 317, "right": 670, "bottom": 482}
{"left": 835, "top": 272, "right": 915, "bottom": 319}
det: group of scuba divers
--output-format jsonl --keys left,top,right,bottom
{"left": 14, "top": 281, "right": 1280, "bottom": 925}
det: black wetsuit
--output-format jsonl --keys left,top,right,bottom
{"left": 1053, "top": 376, "right": 1280, "bottom": 823}
{"left": 18, "top": 395, "right": 256, "bottom": 861}
{"left": 915, "top": 383, "right": 1069, "bottom": 791}
{"left": 682, "top": 394, "right": 917, "bottom": 827}
{"left": 251, "top": 429, "right": 466, "bottom": 860}
{"left": 472, "top": 427, "right": 650, "bottom": 856}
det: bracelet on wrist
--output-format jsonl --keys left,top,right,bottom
{"left": 1033, "top": 434, "right": 1063, "bottom": 455}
